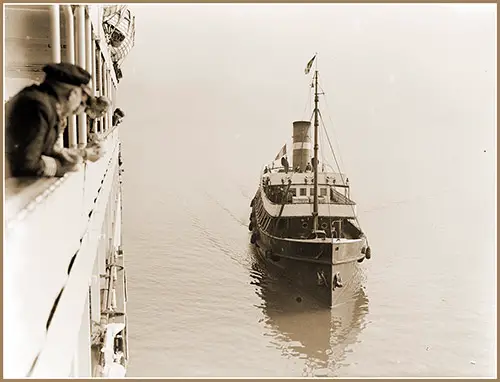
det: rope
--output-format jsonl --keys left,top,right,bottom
{"left": 318, "top": 111, "right": 343, "bottom": 185}
{"left": 319, "top": 121, "right": 334, "bottom": 234}
{"left": 318, "top": 109, "right": 368, "bottom": 245}
{"left": 319, "top": 85, "right": 346, "bottom": 172}
{"left": 311, "top": 75, "right": 367, "bottom": 244}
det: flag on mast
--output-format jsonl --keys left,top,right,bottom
{"left": 274, "top": 144, "right": 287, "bottom": 160}
{"left": 304, "top": 54, "right": 316, "bottom": 74}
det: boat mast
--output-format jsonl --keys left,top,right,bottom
{"left": 312, "top": 70, "right": 319, "bottom": 232}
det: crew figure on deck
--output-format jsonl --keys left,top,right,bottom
{"left": 86, "top": 95, "right": 112, "bottom": 156}
{"left": 112, "top": 108, "right": 125, "bottom": 127}
{"left": 281, "top": 156, "right": 289, "bottom": 174}
{"left": 5, "top": 63, "right": 107, "bottom": 178}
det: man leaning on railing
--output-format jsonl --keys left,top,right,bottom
{"left": 112, "top": 108, "right": 125, "bottom": 127}
{"left": 86, "top": 95, "right": 112, "bottom": 160}
{"left": 5, "top": 63, "right": 109, "bottom": 178}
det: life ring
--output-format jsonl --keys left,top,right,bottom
{"left": 365, "top": 246, "right": 371, "bottom": 259}
{"left": 248, "top": 221, "right": 253, "bottom": 231}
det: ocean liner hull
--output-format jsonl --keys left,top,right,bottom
{"left": 4, "top": 5, "right": 135, "bottom": 377}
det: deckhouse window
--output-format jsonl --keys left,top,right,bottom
{"left": 320, "top": 188, "right": 327, "bottom": 197}
{"left": 299, "top": 188, "right": 307, "bottom": 196}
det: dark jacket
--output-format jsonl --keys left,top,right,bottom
{"left": 5, "top": 82, "right": 67, "bottom": 177}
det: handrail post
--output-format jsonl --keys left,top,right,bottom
{"left": 49, "top": 5, "right": 64, "bottom": 151}
{"left": 62, "top": 5, "right": 78, "bottom": 148}
{"left": 106, "top": 69, "right": 112, "bottom": 131}
{"left": 102, "top": 67, "right": 107, "bottom": 133}
{"left": 49, "top": 5, "right": 61, "bottom": 62}
{"left": 96, "top": 46, "right": 102, "bottom": 133}
{"left": 76, "top": 5, "right": 87, "bottom": 148}
{"left": 85, "top": 11, "right": 93, "bottom": 90}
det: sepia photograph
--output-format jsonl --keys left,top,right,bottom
{"left": 3, "top": 2, "right": 496, "bottom": 378}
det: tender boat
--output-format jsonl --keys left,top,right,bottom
{"left": 249, "top": 55, "right": 372, "bottom": 307}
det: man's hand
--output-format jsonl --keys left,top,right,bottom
{"left": 59, "top": 148, "right": 84, "bottom": 164}
{"left": 84, "top": 144, "right": 106, "bottom": 162}
{"left": 41, "top": 155, "right": 80, "bottom": 177}
{"left": 87, "top": 132, "right": 101, "bottom": 146}
{"left": 59, "top": 162, "right": 81, "bottom": 174}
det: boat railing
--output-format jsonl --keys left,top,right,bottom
{"left": 260, "top": 183, "right": 355, "bottom": 206}
{"left": 261, "top": 166, "right": 349, "bottom": 187}
{"left": 259, "top": 185, "right": 358, "bottom": 219}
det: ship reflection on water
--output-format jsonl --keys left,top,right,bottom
{"left": 249, "top": 247, "right": 370, "bottom": 376}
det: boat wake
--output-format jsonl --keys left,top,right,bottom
{"left": 188, "top": 208, "right": 253, "bottom": 270}
{"left": 203, "top": 190, "right": 248, "bottom": 228}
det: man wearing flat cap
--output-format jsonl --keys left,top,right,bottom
{"left": 5, "top": 62, "right": 104, "bottom": 178}
{"left": 85, "top": 95, "right": 111, "bottom": 154}
{"left": 112, "top": 108, "right": 125, "bottom": 127}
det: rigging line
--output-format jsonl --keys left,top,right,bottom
{"left": 319, "top": 123, "right": 334, "bottom": 231}
{"left": 319, "top": 111, "right": 366, "bottom": 240}
{"left": 318, "top": 111, "right": 344, "bottom": 185}
{"left": 318, "top": 84, "right": 346, "bottom": 172}
{"left": 316, "top": 76, "right": 343, "bottom": 237}
{"left": 303, "top": 83, "right": 313, "bottom": 120}
{"left": 316, "top": 83, "right": 367, "bottom": 242}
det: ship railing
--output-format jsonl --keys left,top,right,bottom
{"left": 4, "top": 4, "right": 124, "bottom": 378}
{"left": 4, "top": 126, "right": 122, "bottom": 378}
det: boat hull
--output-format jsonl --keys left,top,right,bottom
{"left": 251, "top": 221, "right": 365, "bottom": 308}
{"left": 250, "top": 256, "right": 369, "bottom": 373}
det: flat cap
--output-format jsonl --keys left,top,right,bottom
{"left": 43, "top": 62, "right": 91, "bottom": 87}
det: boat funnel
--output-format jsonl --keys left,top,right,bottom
{"left": 292, "top": 121, "right": 312, "bottom": 172}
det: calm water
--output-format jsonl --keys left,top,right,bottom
{"left": 117, "top": 4, "right": 496, "bottom": 377}
{"left": 119, "top": 135, "right": 495, "bottom": 377}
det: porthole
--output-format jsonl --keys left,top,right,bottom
{"left": 302, "top": 222, "right": 308, "bottom": 229}
{"left": 321, "top": 222, "right": 328, "bottom": 229}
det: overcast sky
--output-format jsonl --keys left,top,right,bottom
{"left": 117, "top": 3, "right": 496, "bottom": 206}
